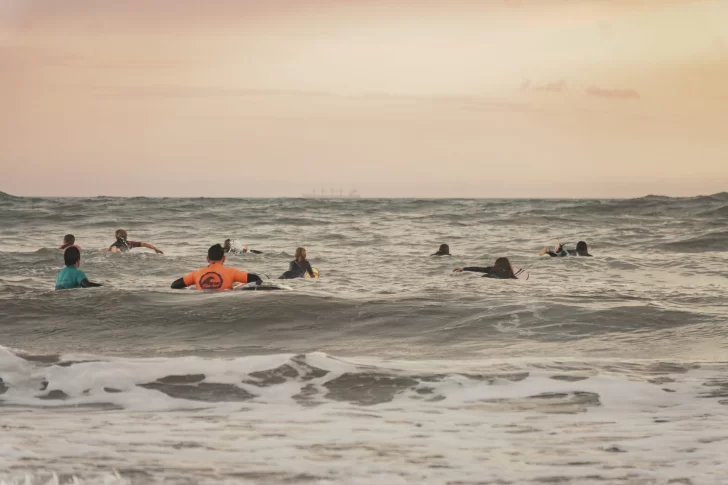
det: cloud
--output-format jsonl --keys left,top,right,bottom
{"left": 586, "top": 86, "right": 640, "bottom": 101}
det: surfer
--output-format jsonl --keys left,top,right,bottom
{"left": 55, "top": 246, "right": 102, "bottom": 290}
{"left": 223, "top": 239, "right": 263, "bottom": 255}
{"left": 170, "top": 244, "right": 262, "bottom": 290}
{"left": 279, "top": 247, "right": 317, "bottom": 279}
{"left": 539, "top": 240, "right": 592, "bottom": 257}
{"left": 105, "top": 229, "right": 164, "bottom": 254}
{"left": 431, "top": 244, "right": 451, "bottom": 256}
{"left": 453, "top": 257, "right": 519, "bottom": 279}
{"left": 59, "top": 234, "right": 80, "bottom": 251}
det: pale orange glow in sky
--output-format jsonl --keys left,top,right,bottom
{"left": 1, "top": 0, "right": 727, "bottom": 197}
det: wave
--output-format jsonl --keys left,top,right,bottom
{"left": 3, "top": 346, "right": 725, "bottom": 412}
{"left": 545, "top": 192, "right": 728, "bottom": 219}
{"left": 0, "top": 191, "right": 21, "bottom": 202}
{"left": 656, "top": 230, "right": 728, "bottom": 253}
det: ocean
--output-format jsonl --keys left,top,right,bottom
{"left": 1, "top": 191, "right": 727, "bottom": 485}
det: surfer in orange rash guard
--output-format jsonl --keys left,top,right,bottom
{"left": 171, "top": 244, "right": 262, "bottom": 290}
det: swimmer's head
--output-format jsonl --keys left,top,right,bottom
{"left": 207, "top": 244, "right": 226, "bottom": 263}
{"left": 576, "top": 241, "right": 590, "bottom": 256}
{"left": 223, "top": 239, "right": 231, "bottom": 251}
{"left": 492, "top": 257, "right": 516, "bottom": 279}
{"left": 295, "top": 247, "right": 307, "bottom": 261}
{"left": 64, "top": 246, "right": 81, "bottom": 267}
{"left": 436, "top": 244, "right": 450, "bottom": 255}
{"left": 115, "top": 229, "right": 128, "bottom": 241}
{"left": 60, "top": 234, "right": 75, "bottom": 249}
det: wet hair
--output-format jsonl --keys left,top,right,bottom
{"left": 61, "top": 234, "right": 75, "bottom": 249}
{"left": 491, "top": 257, "right": 516, "bottom": 279}
{"left": 64, "top": 246, "right": 81, "bottom": 266}
{"left": 115, "top": 229, "right": 128, "bottom": 240}
{"left": 576, "top": 241, "right": 590, "bottom": 256}
{"left": 295, "top": 247, "right": 306, "bottom": 260}
{"left": 436, "top": 244, "right": 450, "bottom": 255}
{"left": 223, "top": 239, "right": 231, "bottom": 251}
{"left": 208, "top": 244, "right": 225, "bottom": 262}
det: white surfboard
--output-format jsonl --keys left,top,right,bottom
{"left": 237, "top": 281, "right": 291, "bottom": 291}
{"left": 513, "top": 266, "right": 530, "bottom": 280}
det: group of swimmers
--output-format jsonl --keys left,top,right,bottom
{"left": 55, "top": 230, "right": 319, "bottom": 290}
{"left": 431, "top": 241, "right": 591, "bottom": 279}
{"left": 55, "top": 231, "right": 592, "bottom": 290}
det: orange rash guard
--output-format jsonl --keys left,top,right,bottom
{"left": 182, "top": 262, "right": 250, "bottom": 290}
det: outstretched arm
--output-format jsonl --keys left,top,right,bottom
{"left": 80, "top": 278, "right": 102, "bottom": 288}
{"left": 141, "top": 242, "right": 164, "bottom": 255}
{"left": 454, "top": 266, "right": 492, "bottom": 273}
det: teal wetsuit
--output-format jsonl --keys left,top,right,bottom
{"left": 55, "top": 266, "right": 88, "bottom": 290}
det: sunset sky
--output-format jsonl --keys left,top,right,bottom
{"left": 1, "top": 0, "right": 727, "bottom": 198}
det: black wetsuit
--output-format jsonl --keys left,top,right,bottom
{"left": 461, "top": 267, "right": 517, "bottom": 280}
{"left": 279, "top": 259, "right": 314, "bottom": 279}
{"left": 108, "top": 238, "right": 141, "bottom": 252}
{"left": 224, "top": 248, "right": 264, "bottom": 255}
{"left": 567, "top": 250, "right": 592, "bottom": 257}
{"left": 431, "top": 251, "right": 451, "bottom": 256}
{"left": 546, "top": 249, "right": 592, "bottom": 257}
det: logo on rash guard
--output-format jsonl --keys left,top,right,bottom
{"left": 199, "top": 272, "right": 223, "bottom": 289}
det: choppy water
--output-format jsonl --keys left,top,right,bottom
{"left": 1, "top": 191, "right": 727, "bottom": 484}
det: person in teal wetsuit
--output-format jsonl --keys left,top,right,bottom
{"left": 55, "top": 247, "right": 102, "bottom": 290}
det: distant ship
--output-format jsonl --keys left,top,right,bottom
{"left": 302, "top": 188, "right": 361, "bottom": 199}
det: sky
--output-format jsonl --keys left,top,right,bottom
{"left": 1, "top": 0, "right": 727, "bottom": 198}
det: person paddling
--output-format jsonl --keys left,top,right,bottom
{"left": 105, "top": 229, "right": 163, "bottom": 254}
{"left": 453, "top": 257, "right": 519, "bottom": 279}
{"left": 279, "top": 247, "right": 317, "bottom": 279}
{"left": 171, "top": 244, "right": 262, "bottom": 290}
{"left": 431, "top": 244, "right": 451, "bottom": 256}
{"left": 55, "top": 247, "right": 102, "bottom": 290}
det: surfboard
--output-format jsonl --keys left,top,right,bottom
{"left": 513, "top": 267, "right": 530, "bottom": 280}
{"left": 237, "top": 281, "right": 291, "bottom": 291}
{"left": 304, "top": 267, "right": 319, "bottom": 279}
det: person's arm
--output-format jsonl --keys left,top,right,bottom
{"left": 305, "top": 260, "right": 315, "bottom": 277}
{"left": 454, "top": 266, "right": 492, "bottom": 273}
{"left": 170, "top": 278, "right": 186, "bottom": 289}
{"left": 80, "top": 278, "right": 102, "bottom": 288}
{"left": 171, "top": 273, "right": 195, "bottom": 289}
{"left": 232, "top": 269, "right": 262, "bottom": 286}
{"left": 249, "top": 249, "right": 263, "bottom": 254}
{"left": 247, "top": 273, "right": 263, "bottom": 285}
{"left": 140, "top": 242, "right": 164, "bottom": 255}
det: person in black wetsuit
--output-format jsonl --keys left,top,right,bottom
{"left": 570, "top": 241, "right": 592, "bottom": 256}
{"left": 223, "top": 239, "right": 263, "bottom": 255}
{"left": 279, "top": 247, "right": 316, "bottom": 279}
{"left": 105, "top": 229, "right": 164, "bottom": 254}
{"left": 453, "top": 257, "right": 517, "bottom": 279}
{"left": 539, "top": 240, "right": 591, "bottom": 257}
{"left": 431, "top": 244, "right": 451, "bottom": 256}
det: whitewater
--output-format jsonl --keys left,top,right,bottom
{"left": 1, "top": 192, "right": 727, "bottom": 484}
